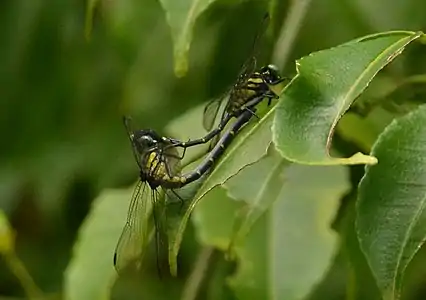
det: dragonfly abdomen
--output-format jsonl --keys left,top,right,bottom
{"left": 160, "top": 109, "right": 253, "bottom": 189}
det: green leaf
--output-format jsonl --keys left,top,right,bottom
{"left": 193, "top": 160, "right": 350, "bottom": 299}
{"left": 231, "top": 163, "right": 349, "bottom": 300}
{"left": 165, "top": 174, "right": 205, "bottom": 276}
{"left": 357, "top": 104, "right": 426, "bottom": 300}
{"left": 225, "top": 147, "right": 289, "bottom": 252}
{"left": 273, "top": 31, "right": 424, "bottom": 165}
{"left": 158, "top": 0, "right": 216, "bottom": 77}
{"left": 192, "top": 187, "right": 241, "bottom": 250}
{"left": 64, "top": 188, "right": 133, "bottom": 300}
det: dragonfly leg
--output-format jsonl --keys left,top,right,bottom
{"left": 240, "top": 106, "right": 259, "bottom": 120}
{"left": 164, "top": 161, "right": 174, "bottom": 179}
{"left": 269, "top": 77, "right": 289, "bottom": 85}
{"left": 170, "top": 189, "right": 185, "bottom": 210}
{"left": 264, "top": 92, "right": 277, "bottom": 106}
{"left": 164, "top": 147, "right": 186, "bottom": 160}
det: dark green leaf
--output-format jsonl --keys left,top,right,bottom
{"left": 340, "top": 197, "right": 381, "bottom": 300}
{"left": 357, "top": 104, "right": 426, "bottom": 300}
{"left": 273, "top": 31, "right": 423, "bottom": 165}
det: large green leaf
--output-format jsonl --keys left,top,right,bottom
{"left": 158, "top": 0, "right": 217, "bottom": 77}
{"left": 230, "top": 163, "right": 349, "bottom": 300}
{"left": 165, "top": 172, "right": 205, "bottom": 276}
{"left": 357, "top": 104, "right": 426, "bottom": 300}
{"left": 193, "top": 159, "right": 350, "bottom": 299}
{"left": 64, "top": 188, "right": 132, "bottom": 300}
{"left": 273, "top": 31, "right": 423, "bottom": 165}
{"left": 225, "top": 147, "right": 289, "bottom": 251}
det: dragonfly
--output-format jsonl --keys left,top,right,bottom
{"left": 114, "top": 109, "right": 253, "bottom": 275}
{"left": 166, "top": 13, "right": 287, "bottom": 151}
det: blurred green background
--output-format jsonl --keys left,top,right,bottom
{"left": 1, "top": 0, "right": 426, "bottom": 299}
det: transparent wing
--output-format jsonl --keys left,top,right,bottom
{"left": 202, "top": 97, "right": 223, "bottom": 132}
{"left": 151, "top": 188, "right": 169, "bottom": 276}
{"left": 235, "top": 56, "right": 257, "bottom": 89}
{"left": 161, "top": 143, "right": 182, "bottom": 176}
{"left": 114, "top": 180, "right": 152, "bottom": 274}
{"left": 202, "top": 90, "right": 233, "bottom": 132}
{"left": 234, "top": 13, "right": 270, "bottom": 88}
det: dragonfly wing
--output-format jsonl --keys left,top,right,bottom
{"left": 151, "top": 188, "right": 169, "bottom": 277}
{"left": 202, "top": 97, "right": 223, "bottom": 131}
{"left": 114, "top": 181, "right": 152, "bottom": 274}
{"left": 161, "top": 142, "right": 183, "bottom": 177}
{"left": 234, "top": 13, "right": 270, "bottom": 86}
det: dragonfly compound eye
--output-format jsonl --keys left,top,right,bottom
{"left": 260, "top": 64, "right": 282, "bottom": 84}
{"left": 132, "top": 131, "right": 160, "bottom": 154}
{"left": 138, "top": 135, "right": 156, "bottom": 147}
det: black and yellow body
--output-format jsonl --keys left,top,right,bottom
{"left": 130, "top": 108, "right": 253, "bottom": 189}
{"left": 166, "top": 14, "right": 287, "bottom": 150}
{"left": 159, "top": 109, "right": 253, "bottom": 188}
{"left": 114, "top": 110, "right": 253, "bottom": 275}
{"left": 114, "top": 13, "right": 287, "bottom": 276}
{"left": 165, "top": 64, "right": 285, "bottom": 152}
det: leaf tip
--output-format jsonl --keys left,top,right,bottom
{"left": 174, "top": 51, "right": 189, "bottom": 78}
{"left": 169, "top": 261, "right": 177, "bottom": 277}
{"left": 419, "top": 32, "right": 426, "bottom": 44}
{"left": 0, "top": 211, "right": 15, "bottom": 254}
{"left": 343, "top": 152, "right": 378, "bottom": 165}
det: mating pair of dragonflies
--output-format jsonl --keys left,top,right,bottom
{"left": 114, "top": 13, "right": 287, "bottom": 275}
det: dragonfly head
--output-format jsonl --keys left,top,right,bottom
{"left": 132, "top": 129, "right": 162, "bottom": 154}
{"left": 259, "top": 64, "right": 282, "bottom": 85}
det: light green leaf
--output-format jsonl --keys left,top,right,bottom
{"left": 357, "top": 104, "right": 426, "bottom": 300}
{"left": 64, "top": 188, "right": 133, "bottom": 300}
{"left": 193, "top": 160, "right": 350, "bottom": 299}
{"left": 158, "top": 0, "right": 216, "bottom": 77}
{"left": 192, "top": 187, "right": 240, "bottom": 250}
{"left": 230, "top": 163, "right": 349, "bottom": 300}
{"left": 165, "top": 173, "right": 205, "bottom": 276}
{"left": 225, "top": 147, "right": 288, "bottom": 252}
{"left": 273, "top": 31, "right": 423, "bottom": 165}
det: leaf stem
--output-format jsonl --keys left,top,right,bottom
{"left": 181, "top": 247, "right": 214, "bottom": 300}
{"left": 272, "top": 0, "right": 312, "bottom": 70}
{"left": 3, "top": 252, "right": 44, "bottom": 300}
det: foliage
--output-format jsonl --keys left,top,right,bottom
{"left": 1, "top": 0, "right": 426, "bottom": 300}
